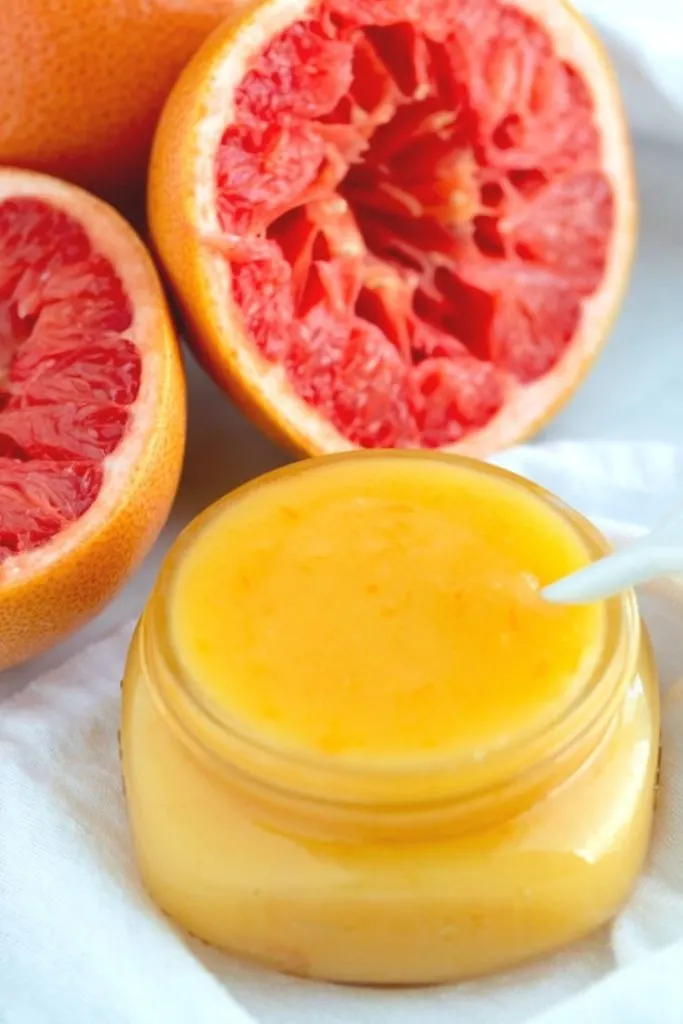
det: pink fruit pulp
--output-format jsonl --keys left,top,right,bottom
{"left": 0, "top": 199, "right": 141, "bottom": 560}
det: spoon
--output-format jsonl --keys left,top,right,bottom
{"left": 541, "top": 509, "right": 683, "bottom": 605}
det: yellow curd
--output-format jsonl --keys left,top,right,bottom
{"left": 121, "top": 453, "right": 659, "bottom": 985}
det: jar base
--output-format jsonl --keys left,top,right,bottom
{"left": 142, "top": 860, "right": 647, "bottom": 987}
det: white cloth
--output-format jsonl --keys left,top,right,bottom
{"left": 3, "top": 441, "right": 683, "bottom": 1024}
{"left": 585, "top": 0, "right": 683, "bottom": 147}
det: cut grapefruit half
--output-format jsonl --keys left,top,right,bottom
{"left": 0, "top": 168, "right": 185, "bottom": 670}
{"left": 149, "top": 0, "right": 635, "bottom": 456}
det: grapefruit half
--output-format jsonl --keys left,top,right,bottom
{"left": 149, "top": 0, "right": 635, "bottom": 457}
{"left": 0, "top": 169, "right": 185, "bottom": 670}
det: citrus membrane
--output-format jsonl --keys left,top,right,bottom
{"left": 215, "top": 0, "right": 616, "bottom": 448}
{"left": 0, "top": 199, "right": 141, "bottom": 561}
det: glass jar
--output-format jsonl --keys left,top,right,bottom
{"left": 121, "top": 454, "right": 659, "bottom": 985}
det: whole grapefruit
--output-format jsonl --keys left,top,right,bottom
{"left": 150, "top": 0, "right": 636, "bottom": 457}
{"left": 0, "top": 0, "right": 239, "bottom": 198}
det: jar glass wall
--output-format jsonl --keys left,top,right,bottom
{"left": 121, "top": 453, "right": 659, "bottom": 985}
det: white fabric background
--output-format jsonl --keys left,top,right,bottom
{"left": 2, "top": 5, "right": 683, "bottom": 1022}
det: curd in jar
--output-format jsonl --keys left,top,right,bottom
{"left": 121, "top": 452, "right": 659, "bottom": 984}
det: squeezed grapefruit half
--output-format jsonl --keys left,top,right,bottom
{"left": 150, "top": 0, "right": 635, "bottom": 456}
{"left": 0, "top": 169, "right": 185, "bottom": 670}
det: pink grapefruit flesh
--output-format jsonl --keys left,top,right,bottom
{"left": 0, "top": 198, "right": 143, "bottom": 559}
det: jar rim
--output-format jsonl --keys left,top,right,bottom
{"left": 144, "top": 451, "right": 640, "bottom": 812}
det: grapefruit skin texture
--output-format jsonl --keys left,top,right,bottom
{"left": 0, "top": 0, "right": 239, "bottom": 198}
{"left": 148, "top": 0, "right": 636, "bottom": 458}
{"left": 0, "top": 170, "right": 186, "bottom": 671}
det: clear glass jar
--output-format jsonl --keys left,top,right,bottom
{"left": 121, "top": 454, "right": 659, "bottom": 985}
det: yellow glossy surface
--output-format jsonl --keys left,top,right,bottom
{"left": 121, "top": 454, "right": 659, "bottom": 985}
{"left": 169, "top": 457, "right": 605, "bottom": 760}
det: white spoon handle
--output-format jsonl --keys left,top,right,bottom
{"left": 541, "top": 503, "right": 683, "bottom": 604}
{"left": 541, "top": 545, "right": 683, "bottom": 604}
